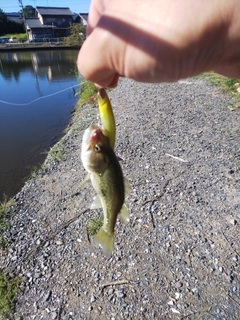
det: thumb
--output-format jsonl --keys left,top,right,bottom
{"left": 77, "top": 29, "right": 120, "bottom": 88}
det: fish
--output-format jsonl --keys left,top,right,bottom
{"left": 81, "top": 124, "right": 130, "bottom": 257}
{"left": 98, "top": 88, "right": 116, "bottom": 149}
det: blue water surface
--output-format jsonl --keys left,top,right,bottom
{"left": 0, "top": 49, "right": 80, "bottom": 201}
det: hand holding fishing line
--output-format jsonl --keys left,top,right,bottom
{"left": 80, "top": 0, "right": 240, "bottom": 257}
{"left": 78, "top": 0, "right": 240, "bottom": 88}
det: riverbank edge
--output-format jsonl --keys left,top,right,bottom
{"left": 0, "top": 44, "right": 80, "bottom": 52}
{"left": 0, "top": 85, "right": 85, "bottom": 318}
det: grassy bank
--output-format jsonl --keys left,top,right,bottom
{"left": 75, "top": 79, "right": 98, "bottom": 111}
{"left": 198, "top": 72, "right": 240, "bottom": 104}
{"left": 0, "top": 198, "right": 15, "bottom": 247}
{"left": 0, "top": 271, "right": 21, "bottom": 319}
{"left": 5, "top": 33, "right": 27, "bottom": 42}
{"left": 0, "top": 80, "right": 98, "bottom": 317}
{"left": 0, "top": 198, "right": 21, "bottom": 319}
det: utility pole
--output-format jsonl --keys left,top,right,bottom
{"left": 19, "top": 0, "right": 28, "bottom": 39}
{"left": 18, "top": 0, "right": 25, "bottom": 22}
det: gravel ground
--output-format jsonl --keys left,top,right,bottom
{"left": 1, "top": 78, "right": 240, "bottom": 319}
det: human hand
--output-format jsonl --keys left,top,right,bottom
{"left": 77, "top": 0, "right": 240, "bottom": 88}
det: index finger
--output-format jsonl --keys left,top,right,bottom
{"left": 87, "top": 0, "right": 106, "bottom": 36}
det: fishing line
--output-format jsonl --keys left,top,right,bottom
{"left": 0, "top": 84, "right": 80, "bottom": 106}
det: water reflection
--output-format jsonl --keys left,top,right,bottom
{"left": 0, "top": 50, "right": 77, "bottom": 81}
{"left": 0, "top": 49, "right": 79, "bottom": 202}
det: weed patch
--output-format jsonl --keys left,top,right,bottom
{"left": 0, "top": 197, "right": 15, "bottom": 247}
{"left": 47, "top": 142, "right": 65, "bottom": 162}
{"left": 198, "top": 72, "right": 240, "bottom": 101}
{"left": 87, "top": 218, "right": 103, "bottom": 236}
{"left": 75, "top": 80, "right": 98, "bottom": 111}
{"left": 0, "top": 271, "right": 21, "bottom": 319}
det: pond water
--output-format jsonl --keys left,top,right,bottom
{"left": 0, "top": 49, "right": 80, "bottom": 202}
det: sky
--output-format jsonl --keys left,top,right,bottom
{"left": 0, "top": 0, "right": 91, "bottom": 13}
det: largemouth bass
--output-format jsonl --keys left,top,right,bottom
{"left": 81, "top": 125, "right": 130, "bottom": 257}
{"left": 98, "top": 88, "right": 116, "bottom": 149}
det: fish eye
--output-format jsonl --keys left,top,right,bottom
{"left": 94, "top": 144, "right": 101, "bottom": 152}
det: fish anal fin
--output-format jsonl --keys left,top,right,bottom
{"left": 119, "top": 203, "right": 130, "bottom": 224}
{"left": 93, "top": 227, "right": 114, "bottom": 258}
{"left": 90, "top": 195, "right": 102, "bottom": 209}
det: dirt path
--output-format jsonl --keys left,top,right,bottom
{"left": 1, "top": 78, "right": 240, "bottom": 319}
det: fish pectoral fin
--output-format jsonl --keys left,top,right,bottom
{"left": 119, "top": 203, "right": 130, "bottom": 224}
{"left": 124, "top": 178, "right": 132, "bottom": 197}
{"left": 79, "top": 173, "right": 90, "bottom": 187}
{"left": 90, "top": 195, "right": 102, "bottom": 209}
{"left": 93, "top": 227, "right": 114, "bottom": 258}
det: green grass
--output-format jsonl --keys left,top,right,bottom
{"left": 28, "top": 165, "right": 41, "bottom": 179}
{"left": 0, "top": 199, "right": 20, "bottom": 319}
{"left": 5, "top": 33, "right": 27, "bottom": 42}
{"left": 87, "top": 217, "right": 103, "bottom": 236}
{"left": 48, "top": 147, "right": 64, "bottom": 162}
{"left": 0, "top": 197, "right": 15, "bottom": 248}
{"left": 75, "top": 79, "right": 98, "bottom": 111}
{"left": 28, "top": 164, "right": 48, "bottom": 179}
{"left": 198, "top": 72, "right": 240, "bottom": 101}
{"left": 0, "top": 271, "right": 21, "bottom": 319}
{"left": 47, "top": 141, "right": 65, "bottom": 162}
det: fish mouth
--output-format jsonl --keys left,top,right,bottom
{"left": 90, "top": 128, "right": 104, "bottom": 143}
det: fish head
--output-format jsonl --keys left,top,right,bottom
{"left": 81, "top": 125, "right": 111, "bottom": 174}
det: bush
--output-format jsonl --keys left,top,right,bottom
{"left": 64, "top": 23, "right": 86, "bottom": 46}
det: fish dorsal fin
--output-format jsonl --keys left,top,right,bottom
{"left": 124, "top": 178, "right": 132, "bottom": 197}
{"left": 119, "top": 203, "right": 130, "bottom": 224}
{"left": 90, "top": 195, "right": 102, "bottom": 209}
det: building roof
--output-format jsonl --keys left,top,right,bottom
{"left": 5, "top": 12, "right": 22, "bottom": 23}
{"left": 79, "top": 13, "right": 88, "bottom": 22}
{"left": 25, "top": 18, "right": 52, "bottom": 29}
{"left": 36, "top": 6, "right": 73, "bottom": 16}
{"left": 73, "top": 13, "right": 88, "bottom": 25}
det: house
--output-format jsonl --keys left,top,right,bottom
{"left": 5, "top": 12, "right": 22, "bottom": 24}
{"left": 73, "top": 13, "right": 88, "bottom": 26}
{"left": 25, "top": 6, "right": 73, "bottom": 41}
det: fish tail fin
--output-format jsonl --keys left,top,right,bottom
{"left": 93, "top": 227, "right": 114, "bottom": 258}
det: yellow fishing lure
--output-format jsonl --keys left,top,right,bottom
{"left": 97, "top": 88, "right": 116, "bottom": 149}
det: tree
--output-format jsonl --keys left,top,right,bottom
{"left": 64, "top": 23, "right": 86, "bottom": 46}
{"left": 0, "top": 9, "right": 8, "bottom": 35}
{"left": 23, "top": 5, "right": 36, "bottom": 18}
{"left": 0, "top": 9, "right": 24, "bottom": 35}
